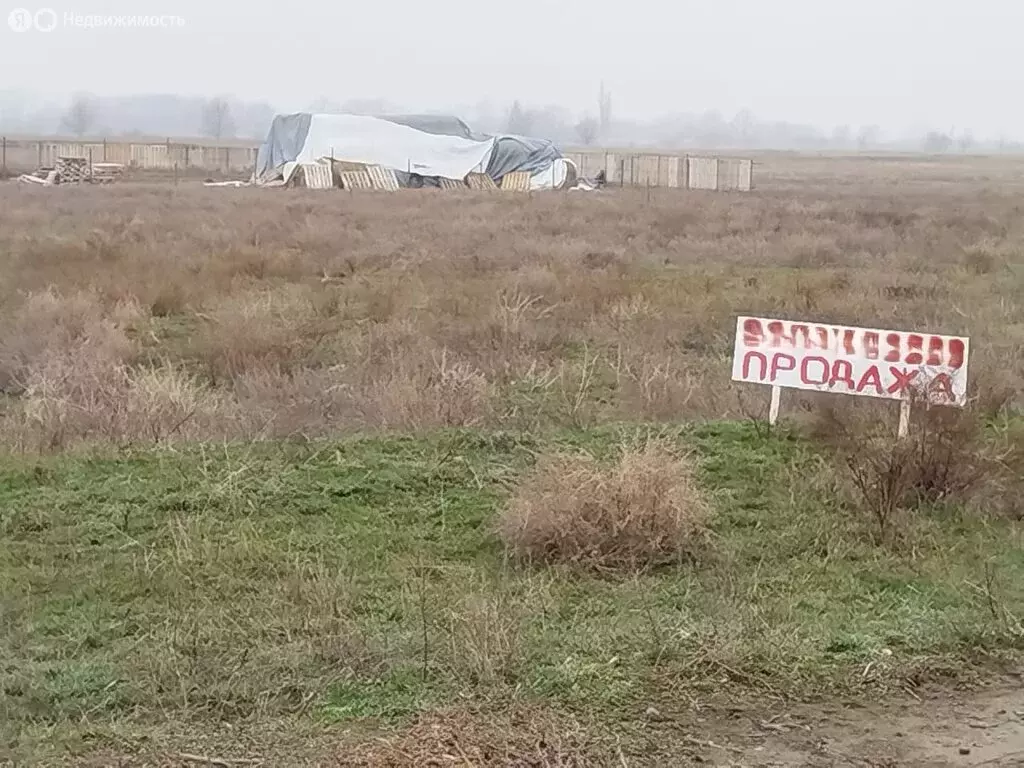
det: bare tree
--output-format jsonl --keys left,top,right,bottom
{"left": 200, "top": 96, "right": 236, "bottom": 140}
{"left": 506, "top": 100, "right": 533, "bottom": 135}
{"left": 61, "top": 93, "right": 96, "bottom": 137}
{"left": 575, "top": 116, "right": 599, "bottom": 145}
{"left": 831, "top": 125, "right": 851, "bottom": 148}
{"left": 856, "top": 125, "right": 880, "bottom": 150}
{"left": 923, "top": 131, "right": 952, "bottom": 153}
{"left": 598, "top": 81, "right": 612, "bottom": 138}
{"left": 731, "top": 109, "right": 757, "bottom": 146}
{"left": 957, "top": 130, "right": 976, "bottom": 153}
{"left": 530, "top": 105, "right": 572, "bottom": 141}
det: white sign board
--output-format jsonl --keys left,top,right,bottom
{"left": 731, "top": 316, "right": 970, "bottom": 407}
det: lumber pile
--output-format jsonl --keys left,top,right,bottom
{"left": 16, "top": 158, "right": 126, "bottom": 186}
{"left": 56, "top": 156, "right": 90, "bottom": 183}
{"left": 90, "top": 163, "right": 126, "bottom": 183}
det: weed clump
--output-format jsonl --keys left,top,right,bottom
{"left": 808, "top": 390, "right": 1024, "bottom": 542}
{"left": 498, "top": 439, "right": 709, "bottom": 571}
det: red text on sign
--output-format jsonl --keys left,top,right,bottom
{"left": 740, "top": 351, "right": 956, "bottom": 403}
{"left": 741, "top": 319, "right": 965, "bottom": 369}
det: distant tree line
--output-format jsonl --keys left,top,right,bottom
{"left": 0, "top": 91, "right": 274, "bottom": 140}
{"left": 0, "top": 88, "right": 1021, "bottom": 153}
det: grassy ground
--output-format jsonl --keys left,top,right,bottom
{"left": 3, "top": 422, "right": 1022, "bottom": 764}
{"left": 2, "top": 155, "right": 1024, "bottom": 764}
{"left": 2, "top": 159, "right": 1024, "bottom": 451}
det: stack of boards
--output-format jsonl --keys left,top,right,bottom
{"left": 293, "top": 161, "right": 532, "bottom": 193}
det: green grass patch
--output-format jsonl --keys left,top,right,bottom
{"left": 1, "top": 422, "right": 1022, "bottom": 762}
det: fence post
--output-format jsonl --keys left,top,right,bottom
{"left": 37, "top": 141, "right": 42, "bottom": 169}
{"left": 769, "top": 386, "right": 782, "bottom": 426}
{"left": 1, "top": 136, "right": 5, "bottom": 176}
{"left": 102, "top": 137, "right": 107, "bottom": 162}
{"left": 898, "top": 400, "right": 910, "bottom": 439}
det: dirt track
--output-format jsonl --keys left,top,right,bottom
{"left": 685, "top": 678, "right": 1024, "bottom": 767}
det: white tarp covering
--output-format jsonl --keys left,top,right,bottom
{"left": 530, "top": 157, "right": 575, "bottom": 190}
{"left": 255, "top": 113, "right": 566, "bottom": 188}
{"left": 274, "top": 114, "right": 495, "bottom": 182}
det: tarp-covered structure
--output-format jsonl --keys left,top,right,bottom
{"left": 377, "top": 114, "right": 485, "bottom": 141}
{"left": 253, "top": 112, "right": 571, "bottom": 189}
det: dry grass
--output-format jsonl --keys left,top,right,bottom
{"left": 1, "top": 158, "right": 1023, "bottom": 450}
{"left": 498, "top": 439, "right": 709, "bottom": 570}
{"left": 807, "top": 390, "right": 1024, "bottom": 542}
{"left": 335, "top": 707, "right": 608, "bottom": 767}
{"left": 3, "top": 154, "right": 1024, "bottom": 765}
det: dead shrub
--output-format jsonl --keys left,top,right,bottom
{"left": 498, "top": 439, "right": 710, "bottom": 571}
{"left": 367, "top": 349, "right": 492, "bottom": 430}
{"left": 336, "top": 706, "right": 604, "bottom": 767}
{"left": 7, "top": 357, "right": 226, "bottom": 452}
{"left": 148, "top": 281, "right": 189, "bottom": 317}
{"left": 443, "top": 582, "right": 525, "bottom": 687}
{"left": 2, "top": 181, "right": 1023, "bottom": 450}
{"left": 231, "top": 365, "right": 355, "bottom": 439}
{"left": 0, "top": 289, "right": 235, "bottom": 451}
{"left": 809, "top": 392, "right": 1024, "bottom": 543}
{"left": 0, "top": 289, "right": 140, "bottom": 392}
{"left": 196, "top": 287, "right": 319, "bottom": 381}
{"left": 962, "top": 246, "right": 999, "bottom": 275}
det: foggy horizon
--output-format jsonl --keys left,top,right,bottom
{"left": 3, "top": 0, "right": 1024, "bottom": 145}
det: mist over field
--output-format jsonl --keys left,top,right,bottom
{"left": 4, "top": 2, "right": 1024, "bottom": 765}
{"left": 2, "top": 0, "right": 1024, "bottom": 150}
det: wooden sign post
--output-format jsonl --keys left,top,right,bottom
{"left": 731, "top": 316, "right": 970, "bottom": 434}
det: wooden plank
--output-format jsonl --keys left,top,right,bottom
{"left": 299, "top": 162, "right": 333, "bottom": 189}
{"left": 338, "top": 170, "right": 373, "bottom": 190}
{"left": 437, "top": 177, "right": 465, "bottom": 190}
{"left": 366, "top": 165, "right": 399, "bottom": 191}
{"left": 56, "top": 156, "right": 90, "bottom": 183}
{"left": 465, "top": 172, "right": 498, "bottom": 191}
{"left": 500, "top": 170, "right": 532, "bottom": 192}
{"left": 331, "top": 160, "right": 368, "bottom": 179}
{"left": 687, "top": 156, "right": 718, "bottom": 190}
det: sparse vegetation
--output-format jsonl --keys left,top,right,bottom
{"left": 1, "top": 154, "right": 1023, "bottom": 765}
{"left": 3, "top": 424, "right": 1023, "bottom": 765}
{"left": 1, "top": 156, "right": 1022, "bottom": 450}
{"left": 808, "top": 393, "right": 1024, "bottom": 544}
{"left": 498, "top": 439, "right": 709, "bottom": 570}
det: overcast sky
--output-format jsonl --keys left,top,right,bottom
{"left": 2, "top": 0, "right": 1023, "bottom": 137}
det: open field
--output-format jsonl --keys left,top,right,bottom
{"left": 2, "top": 154, "right": 1024, "bottom": 766}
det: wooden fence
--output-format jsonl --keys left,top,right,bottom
{"left": 0, "top": 137, "right": 259, "bottom": 175}
{"left": 563, "top": 151, "right": 754, "bottom": 191}
{"left": 0, "top": 137, "right": 754, "bottom": 190}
